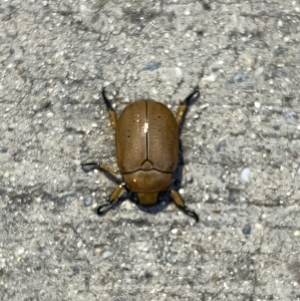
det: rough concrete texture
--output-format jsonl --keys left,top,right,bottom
{"left": 1, "top": 0, "right": 300, "bottom": 300}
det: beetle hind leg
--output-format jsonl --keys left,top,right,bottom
{"left": 176, "top": 86, "right": 200, "bottom": 125}
{"left": 170, "top": 189, "right": 199, "bottom": 222}
{"left": 97, "top": 184, "right": 125, "bottom": 215}
{"left": 102, "top": 88, "right": 117, "bottom": 130}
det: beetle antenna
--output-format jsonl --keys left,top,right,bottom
{"left": 102, "top": 88, "right": 114, "bottom": 111}
{"left": 182, "top": 85, "right": 200, "bottom": 106}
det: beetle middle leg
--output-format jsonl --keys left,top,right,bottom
{"left": 170, "top": 190, "right": 199, "bottom": 222}
{"left": 102, "top": 88, "right": 117, "bottom": 130}
{"left": 176, "top": 86, "right": 200, "bottom": 125}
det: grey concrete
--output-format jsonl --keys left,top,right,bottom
{"left": 1, "top": 0, "right": 300, "bottom": 300}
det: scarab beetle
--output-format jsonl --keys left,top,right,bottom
{"left": 82, "top": 86, "right": 200, "bottom": 222}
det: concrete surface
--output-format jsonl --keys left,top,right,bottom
{"left": 1, "top": 0, "right": 300, "bottom": 300}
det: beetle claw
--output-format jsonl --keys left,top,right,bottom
{"left": 81, "top": 162, "right": 100, "bottom": 172}
{"left": 183, "top": 85, "right": 200, "bottom": 106}
{"left": 183, "top": 208, "right": 199, "bottom": 223}
{"left": 102, "top": 87, "right": 114, "bottom": 111}
{"left": 97, "top": 202, "right": 113, "bottom": 215}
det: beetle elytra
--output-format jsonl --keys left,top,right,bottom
{"left": 82, "top": 87, "right": 200, "bottom": 222}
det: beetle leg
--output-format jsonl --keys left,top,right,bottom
{"left": 97, "top": 184, "right": 125, "bottom": 215}
{"left": 81, "top": 162, "right": 100, "bottom": 172}
{"left": 81, "top": 162, "right": 119, "bottom": 175}
{"left": 108, "top": 184, "right": 125, "bottom": 202}
{"left": 99, "top": 164, "right": 119, "bottom": 175}
{"left": 170, "top": 190, "right": 199, "bottom": 222}
{"left": 176, "top": 86, "right": 200, "bottom": 125}
{"left": 102, "top": 88, "right": 117, "bottom": 130}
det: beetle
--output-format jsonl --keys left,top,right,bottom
{"left": 82, "top": 86, "right": 200, "bottom": 222}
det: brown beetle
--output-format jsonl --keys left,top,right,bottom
{"left": 83, "top": 87, "right": 200, "bottom": 222}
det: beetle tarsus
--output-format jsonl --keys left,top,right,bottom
{"left": 183, "top": 85, "right": 200, "bottom": 106}
{"left": 102, "top": 87, "right": 114, "bottom": 111}
{"left": 97, "top": 202, "right": 113, "bottom": 215}
{"left": 81, "top": 162, "right": 100, "bottom": 172}
{"left": 183, "top": 208, "right": 199, "bottom": 223}
{"left": 102, "top": 88, "right": 117, "bottom": 129}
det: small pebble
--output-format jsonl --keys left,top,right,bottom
{"left": 71, "top": 266, "right": 80, "bottom": 274}
{"left": 277, "top": 20, "right": 283, "bottom": 27}
{"left": 294, "top": 230, "right": 300, "bottom": 237}
{"left": 102, "top": 251, "right": 114, "bottom": 259}
{"left": 77, "top": 240, "right": 83, "bottom": 248}
{"left": 255, "top": 66, "right": 264, "bottom": 77}
{"left": 15, "top": 247, "right": 25, "bottom": 256}
{"left": 254, "top": 101, "right": 261, "bottom": 109}
{"left": 231, "top": 74, "right": 247, "bottom": 83}
{"left": 229, "top": 193, "right": 236, "bottom": 203}
{"left": 241, "top": 167, "right": 251, "bottom": 182}
{"left": 58, "top": 198, "right": 67, "bottom": 205}
{"left": 202, "top": 74, "right": 216, "bottom": 82}
{"left": 142, "top": 61, "right": 161, "bottom": 71}
{"left": 174, "top": 67, "right": 182, "bottom": 78}
{"left": 242, "top": 224, "right": 251, "bottom": 235}
{"left": 83, "top": 196, "right": 93, "bottom": 207}
{"left": 283, "top": 111, "right": 296, "bottom": 125}
{"left": 255, "top": 223, "right": 263, "bottom": 230}
{"left": 213, "top": 188, "right": 220, "bottom": 195}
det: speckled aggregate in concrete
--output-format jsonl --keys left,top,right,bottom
{"left": 1, "top": 0, "right": 300, "bottom": 300}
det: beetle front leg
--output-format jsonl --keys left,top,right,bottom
{"left": 81, "top": 162, "right": 119, "bottom": 175}
{"left": 102, "top": 88, "right": 117, "bottom": 130}
{"left": 176, "top": 86, "right": 200, "bottom": 125}
{"left": 99, "top": 164, "right": 119, "bottom": 175}
{"left": 97, "top": 183, "right": 125, "bottom": 215}
{"left": 170, "top": 190, "right": 199, "bottom": 222}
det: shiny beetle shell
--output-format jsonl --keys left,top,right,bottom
{"left": 116, "top": 100, "right": 179, "bottom": 173}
